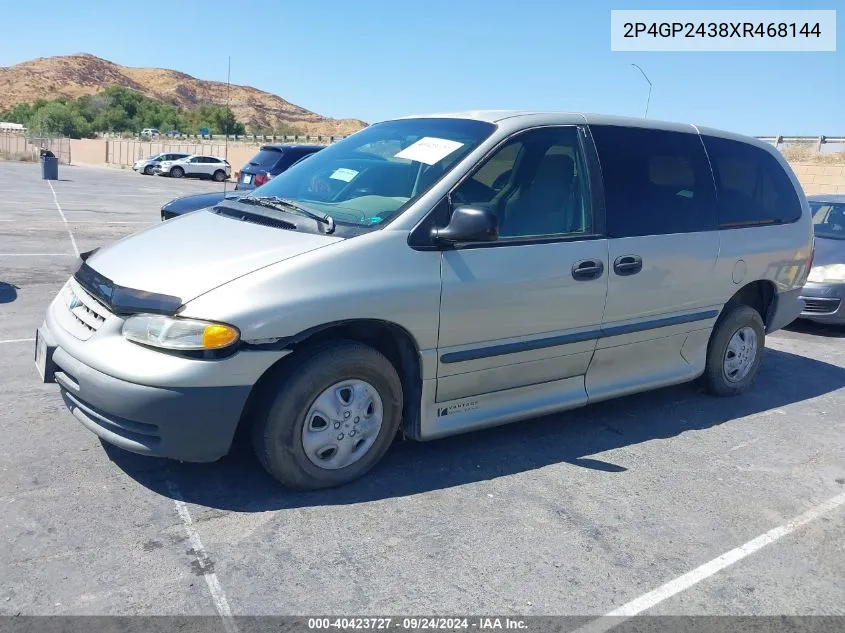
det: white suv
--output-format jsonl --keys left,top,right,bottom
{"left": 154, "top": 155, "right": 231, "bottom": 181}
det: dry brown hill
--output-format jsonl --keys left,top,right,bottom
{"left": 0, "top": 53, "right": 367, "bottom": 135}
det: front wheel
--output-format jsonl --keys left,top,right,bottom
{"left": 252, "top": 341, "right": 403, "bottom": 490}
{"left": 702, "top": 304, "right": 765, "bottom": 396}
{"left": 212, "top": 169, "right": 226, "bottom": 182}
{"left": 170, "top": 166, "right": 184, "bottom": 178}
{"left": 143, "top": 165, "right": 154, "bottom": 175}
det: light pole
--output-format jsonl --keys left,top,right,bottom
{"left": 631, "top": 63, "right": 652, "bottom": 118}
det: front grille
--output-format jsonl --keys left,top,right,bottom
{"left": 65, "top": 278, "right": 112, "bottom": 339}
{"left": 801, "top": 297, "right": 841, "bottom": 315}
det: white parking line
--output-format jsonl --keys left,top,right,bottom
{"left": 166, "top": 479, "right": 238, "bottom": 632}
{"left": 43, "top": 181, "right": 237, "bottom": 627}
{"left": 0, "top": 220, "right": 153, "bottom": 225}
{"left": 46, "top": 181, "right": 80, "bottom": 257}
{"left": 0, "top": 338, "right": 35, "bottom": 345}
{"left": 0, "top": 253, "right": 75, "bottom": 257}
{"left": 572, "top": 490, "right": 845, "bottom": 633}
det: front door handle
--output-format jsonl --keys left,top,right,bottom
{"left": 613, "top": 254, "right": 643, "bottom": 276}
{"left": 572, "top": 259, "right": 604, "bottom": 281}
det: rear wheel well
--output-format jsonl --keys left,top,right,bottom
{"left": 237, "top": 320, "right": 422, "bottom": 445}
{"left": 724, "top": 280, "right": 776, "bottom": 327}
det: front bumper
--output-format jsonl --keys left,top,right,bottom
{"left": 52, "top": 343, "right": 250, "bottom": 462}
{"left": 799, "top": 281, "right": 845, "bottom": 324}
{"left": 39, "top": 290, "right": 288, "bottom": 462}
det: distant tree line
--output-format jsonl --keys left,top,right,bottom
{"left": 0, "top": 86, "right": 253, "bottom": 138}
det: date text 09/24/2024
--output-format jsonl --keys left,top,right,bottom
{"left": 307, "top": 617, "right": 528, "bottom": 630}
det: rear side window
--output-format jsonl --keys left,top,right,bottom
{"left": 274, "top": 151, "right": 306, "bottom": 172}
{"left": 591, "top": 125, "right": 717, "bottom": 237}
{"left": 702, "top": 136, "right": 801, "bottom": 227}
{"left": 249, "top": 148, "right": 283, "bottom": 168}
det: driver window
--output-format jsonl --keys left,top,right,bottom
{"left": 451, "top": 126, "right": 591, "bottom": 239}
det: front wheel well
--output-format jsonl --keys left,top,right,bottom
{"left": 237, "top": 320, "right": 423, "bottom": 445}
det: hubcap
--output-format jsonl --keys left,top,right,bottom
{"left": 723, "top": 326, "right": 758, "bottom": 383}
{"left": 301, "top": 379, "right": 383, "bottom": 470}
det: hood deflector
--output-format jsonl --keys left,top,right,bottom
{"left": 74, "top": 262, "right": 182, "bottom": 316}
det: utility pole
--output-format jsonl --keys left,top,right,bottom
{"left": 224, "top": 55, "right": 231, "bottom": 193}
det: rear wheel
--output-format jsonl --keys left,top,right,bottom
{"left": 212, "top": 169, "right": 226, "bottom": 182}
{"left": 170, "top": 166, "right": 184, "bottom": 178}
{"left": 702, "top": 304, "right": 765, "bottom": 396}
{"left": 252, "top": 341, "right": 403, "bottom": 490}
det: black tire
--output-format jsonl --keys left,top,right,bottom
{"left": 702, "top": 304, "right": 765, "bottom": 396}
{"left": 212, "top": 169, "right": 226, "bottom": 182}
{"left": 170, "top": 166, "right": 184, "bottom": 178}
{"left": 143, "top": 165, "right": 154, "bottom": 175}
{"left": 252, "top": 341, "right": 403, "bottom": 490}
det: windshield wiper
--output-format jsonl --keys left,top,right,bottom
{"left": 243, "top": 196, "right": 336, "bottom": 234}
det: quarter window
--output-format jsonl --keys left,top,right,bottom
{"left": 590, "top": 125, "right": 717, "bottom": 237}
{"left": 451, "top": 126, "right": 591, "bottom": 239}
{"left": 702, "top": 136, "right": 801, "bottom": 227}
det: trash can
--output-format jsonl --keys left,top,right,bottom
{"left": 40, "top": 149, "right": 58, "bottom": 181}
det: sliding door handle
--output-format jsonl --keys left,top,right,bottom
{"left": 613, "top": 254, "right": 643, "bottom": 276}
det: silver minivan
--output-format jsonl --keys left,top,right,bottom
{"left": 35, "top": 112, "right": 814, "bottom": 489}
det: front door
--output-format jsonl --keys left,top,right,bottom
{"left": 436, "top": 126, "right": 609, "bottom": 411}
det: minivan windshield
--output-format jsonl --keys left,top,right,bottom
{"left": 811, "top": 201, "right": 845, "bottom": 240}
{"left": 248, "top": 118, "right": 495, "bottom": 226}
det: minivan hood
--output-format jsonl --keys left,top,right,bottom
{"left": 85, "top": 209, "right": 342, "bottom": 304}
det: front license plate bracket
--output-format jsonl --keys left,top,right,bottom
{"left": 35, "top": 326, "right": 58, "bottom": 383}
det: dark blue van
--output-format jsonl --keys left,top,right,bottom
{"left": 235, "top": 144, "right": 324, "bottom": 190}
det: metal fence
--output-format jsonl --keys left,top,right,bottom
{"left": 758, "top": 135, "right": 845, "bottom": 152}
{"left": 104, "top": 136, "right": 342, "bottom": 168}
{"left": 106, "top": 140, "right": 233, "bottom": 166}
{"left": 0, "top": 134, "right": 71, "bottom": 164}
{"left": 101, "top": 131, "right": 347, "bottom": 144}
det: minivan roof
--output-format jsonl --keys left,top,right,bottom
{"left": 391, "top": 110, "right": 772, "bottom": 151}
{"left": 808, "top": 194, "right": 845, "bottom": 203}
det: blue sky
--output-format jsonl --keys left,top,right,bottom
{"left": 0, "top": 0, "right": 841, "bottom": 135}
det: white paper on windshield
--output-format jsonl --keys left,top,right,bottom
{"left": 330, "top": 167, "right": 359, "bottom": 182}
{"left": 394, "top": 137, "right": 464, "bottom": 165}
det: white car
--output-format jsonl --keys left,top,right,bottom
{"left": 154, "top": 155, "right": 232, "bottom": 181}
{"left": 133, "top": 152, "right": 190, "bottom": 176}
{"left": 141, "top": 128, "right": 160, "bottom": 138}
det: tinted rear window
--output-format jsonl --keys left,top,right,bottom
{"left": 248, "top": 148, "right": 284, "bottom": 167}
{"left": 702, "top": 136, "right": 801, "bottom": 227}
{"left": 590, "top": 125, "right": 717, "bottom": 237}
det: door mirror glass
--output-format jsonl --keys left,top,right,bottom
{"left": 432, "top": 205, "right": 499, "bottom": 244}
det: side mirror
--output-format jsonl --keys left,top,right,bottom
{"left": 431, "top": 205, "right": 499, "bottom": 244}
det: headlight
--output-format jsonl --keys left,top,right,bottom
{"left": 807, "top": 264, "right": 845, "bottom": 283}
{"left": 122, "top": 314, "right": 240, "bottom": 350}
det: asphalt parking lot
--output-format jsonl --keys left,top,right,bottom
{"left": 0, "top": 160, "right": 843, "bottom": 622}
